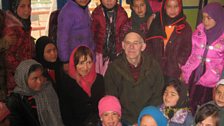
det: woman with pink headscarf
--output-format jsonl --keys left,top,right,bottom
{"left": 57, "top": 46, "right": 105, "bottom": 126}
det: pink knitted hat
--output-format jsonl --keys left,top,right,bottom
{"left": 98, "top": 95, "right": 121, "bottom": 117}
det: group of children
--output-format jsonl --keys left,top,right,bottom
{"left": 0, "top": 0, "right": 224, "bottom": 126}
{"left": 98, "top": 79, "right": 224, "bottom": 126}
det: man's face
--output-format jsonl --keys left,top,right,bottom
{"left": 122, "top": 32, "right": 146, "bottom": 62}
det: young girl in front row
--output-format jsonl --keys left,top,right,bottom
{"left": 160, "top": 79, "right": 193, "bottom": 126}
{"left": 98, "top": 95, "right": 123, "bottom": 126}
{"left": 138, "top": 106, "right": 167, "bottom": 126}
{"left": 195, "top": 103, "right": 220, "bottom": 126}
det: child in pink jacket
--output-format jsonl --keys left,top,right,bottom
{"left": 181, "top": 2, "right": 224, "bottom": 115}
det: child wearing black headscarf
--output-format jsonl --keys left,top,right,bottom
{"left": 146, "top": 0, "right": 192, "bottom": 83}
{"left": 35, "top": 36, "right": 62, "bottom": 93}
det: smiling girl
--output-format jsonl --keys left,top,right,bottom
{"left": 160, "top": 79, "right": 193, "bottom": 126}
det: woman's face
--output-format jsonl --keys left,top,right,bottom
{"left": 17, "top": 0, "right": 31, "bottom": 19}
{"left": 101, "top": 111, "right": 120, "bottom": 126}
{"left": 140, "top": 115, "right": 157, "bottom": 126}
{"left": 27, "top": 68, "right": 45, "bottom": 91}
{"left": 101, "top": 0, "right": 117, "bottom": 9}
{"left": 196, "top": 116, "right": 217, "bottom": 126}
{"left": 165, "top": 0, "right": 180, "bottom": 18}
{"left": 202, "top": 12, "right": 216, "bottom": 30}
{"left": 163, "top": 85, "right": 179, "bottom": 107}
{"left": 44, "top": 43, "right": 57, "bottom": 63}
{"left": 132, "top": 0, "right": 147, "bottom": 18}
{"left": 76, "top": 55, "right": 93, "bottom": 77}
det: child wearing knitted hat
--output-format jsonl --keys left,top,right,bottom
{"left": 98, "top": 95, "right": 122, "bottom": 126}
{"left": 214, "top": 79, "right": 224, "bottom": 108}
{"left": 194, "top": 79, "right": 224, "bottom": 126}
{"left": 206, "top": 79, "right": 224, "bottom": 126}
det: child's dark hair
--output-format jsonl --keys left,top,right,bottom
{"left": 163, "top": 79, "right": 189, "bottom": 108}
{"left": 28, "top": 64, "right": 43, "bottom": 76}
{"left": 195, "top": 103, "right": 220, "bottom": 126}
{"left": 73, "top": 46, "right": 93, "bottom": 66}
{"left": 162, "top": 79, "right": 190, "bottom": 119}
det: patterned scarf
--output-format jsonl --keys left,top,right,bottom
{"left": 102, "top": 4, "right": 118, "bottom": 61}
{"left": 160, "top": 104, "right": 189, "bottom": 124}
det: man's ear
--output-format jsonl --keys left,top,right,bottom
{"left": 122, "top": 41, "right": 125, "bottom": 50}
{"left": 141, "top": 43, "right": 146, "bottom": 51}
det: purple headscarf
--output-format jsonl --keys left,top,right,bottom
{"left": 203, "top": 2, "right": 224, "bottom": 44}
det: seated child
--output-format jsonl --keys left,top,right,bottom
{"left": 195, "top": 103, "right": 220, "bottom": 126}
{"left": 160, "top": 79, "right": 193, "bottom": 125}
{"left": 98, "top": 95, "right": 122, "bottom": 126}
{"left": 205, "top": 79, "right": 224, "bottom": 125}
{"left": 138, "top": 106, "right": 167, "bottom": 126}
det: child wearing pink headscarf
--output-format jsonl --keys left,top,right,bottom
{"left": 98, "top": 95, "right": 122, "bottom": 126}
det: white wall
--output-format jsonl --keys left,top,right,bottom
{"left": 0, "top": 0, "right": 2, "bottom": 9}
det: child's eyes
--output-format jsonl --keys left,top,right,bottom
{"left": 19, "top": 5, "right": 25, "bottom": 8}
{"left": 112, "top": 112, "right": 118, "bottom": 115}
{"left": 216, "top": 91, "right": 221, "bottom": 95}
{"left": 103, "top": 113, "right": 109, "bottom": 116}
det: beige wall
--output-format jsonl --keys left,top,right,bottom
{"left": 183, "top": 0, "right": 224, "bottom": 6}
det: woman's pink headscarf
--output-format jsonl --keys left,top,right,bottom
{"left": 68, "top": 46, "right": 96, "bottom": 97}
